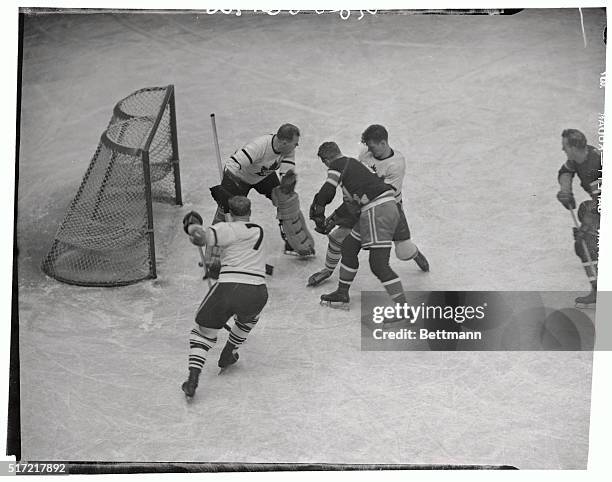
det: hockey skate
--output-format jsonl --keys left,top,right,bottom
{"left": 414, "top": 250, "right": 430, "bottom": 272}
{"left": 284, "top": 241, "right": 315, "bottom": 258}
{"left": 575, "top": 289, "right": 597, "bottom": 308}
{"left": 320, "top": 289, "right": 350, "bottom": 310}
{"left": 307, "top": 268, "right": 333, "bottom": 287}
{"left": 283, "top": 240, "right": 300, "bottom": 256}
{"left": 181, "top": 368, "right": 200, "bottom": 400}
{"left": 218, "top": 342, "right": 239, "bottom": 375}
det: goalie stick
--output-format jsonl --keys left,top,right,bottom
{"left": 210, "top": 113, "right": 275, "bottom": 275}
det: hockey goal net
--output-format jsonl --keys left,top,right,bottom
{"left": 41, "top": 85, "right": 183, "bottom": 286}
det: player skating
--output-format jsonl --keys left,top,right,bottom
{"left": 310, "top": 142, "right": 414, "bottom": 311}
{"left": 307, "top": 125, "right": 428, "bottom": 287}
{"left": 181, "top": 196, "right": 269, "bottom": 399}
{"left": 556, "top": 129, "right": 601, "bottom": 307}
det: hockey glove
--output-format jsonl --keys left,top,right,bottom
{"left": 314, "top": 213, "right": 337, "bottom": 235}
{"left": 309, "top": 202, "right": 325, "bottom": 221}
{"left": 183, "top": 211, "right": 203, "bottom": 235}
{"left": 279, "top": 170, "right": 297, "bottom": 194}
{"left": 556, "top": 190, "right": 576, "bottom": 210}
{"left": 210, "top": 185, "right": 233, "bottom": 213}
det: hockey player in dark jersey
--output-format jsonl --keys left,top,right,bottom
{"left": 307, "top": 125, "right": 428, "bottom": 287}
{"left": 310, "top": 141, "right": 411, "bottom": 310}
{"left": 557, "top": 129, "right": 602, "bottom": 307}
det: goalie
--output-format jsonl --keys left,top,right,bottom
{"left": 208, "top": 124, "right": 311, "bottom": 256}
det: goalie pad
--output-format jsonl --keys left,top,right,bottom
{"left": 272, "top": 183, "right": 315, "bottom": 256}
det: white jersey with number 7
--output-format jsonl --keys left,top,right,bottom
{"left": 208, "top": 221, "right": 266, "bottom": 285}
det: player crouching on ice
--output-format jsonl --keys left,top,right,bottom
{"left": 209, "top": 123, "right": 314, "bottom": 258}
{"left": 556, "top": 129, "right": 601, "bottom": 308}
{"left": 181, "top": 196, "right": 269, "bottom": 399}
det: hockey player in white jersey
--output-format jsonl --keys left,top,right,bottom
{"left": 308, "top": 125, "right": 429, "bottom": 287}
{"left": 181, "top": 196, "right": 268, "bottom": 399}
{"left": 210, "top": 123, "right": 306, "bottom": 255}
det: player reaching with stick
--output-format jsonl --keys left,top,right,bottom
{"left": 556, "top": 128, "right": 602, "bottom": 307}
{"left": 181, "top": 196, "right": 268, "bottom": 399}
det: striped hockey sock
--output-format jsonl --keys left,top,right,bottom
{"left": 228, "top": 316, "right": 259, "bottom": 349}
{"left": 325, "top": 237, "right": 343, "bottom": 272}
{"left": 338, "top": 263, "right": 358, "bottom": 292}
{"left": 189, "top": 326, "right": 218, "bottom": 371}
{"left": 382, "top": 277, "right": 406, "bottom": 304}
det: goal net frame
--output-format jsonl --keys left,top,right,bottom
{"left": 41, "top": 85, "right": 183, "bottom": 287}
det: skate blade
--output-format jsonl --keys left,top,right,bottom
{"left": 320, "top": 300, "right": 350, "bottom": 311}
{"left": 285, "top": 250, "right": 315, "bottom": 259}
{"left": 307, "top": 278, "right": 331, "bottom": 287}
{"left": 181, "top": 384, "right": 196, "bottom": 401}
{"left": 218, "top": 364, "right": 237, "bottom": 375}
{"left": 575, "top": 302, "right": 596, "bottom": 309}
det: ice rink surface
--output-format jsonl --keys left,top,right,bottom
{"left": 17, "top": 9, "right": 605, "bottom": 468}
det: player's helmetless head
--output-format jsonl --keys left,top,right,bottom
{"left": 228, "top": 196, "right": 251, "bottom": 218}
{"left": 561, "top": 128, "right": 588, "bottom": 163}
{"left": 276, "top": 123, "right": 300, "bottom": 153}
{"left": 317, "top": 141, "right": 341, "bottom": 166}
{"left": 361, "top": 124, "right": 390, "bottom": 159}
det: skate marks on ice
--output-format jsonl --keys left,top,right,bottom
{"left": 16, "top": 9, "right": 605, "bottom": 467}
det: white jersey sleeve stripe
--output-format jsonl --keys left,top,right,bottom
{"left": 229, "top": 155, "right": 242, "bottom": 170}
{"left": 241, "top": 149, "right": 253, "bottom": 164}
{"left": 209, "top": 226, "right": 219, "bottom": 246}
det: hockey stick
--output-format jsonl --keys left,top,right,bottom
{"left": 210, "top": 113, "right": 225, "bottom": 183}
{"left": 210, "top": 113, "right": 274, "bottom": 276}
{"left": 569, "top": 207, "right": 598, "bottom": 277}
{"left": 197, "top": 246, "right": 208, "bottom": 277}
